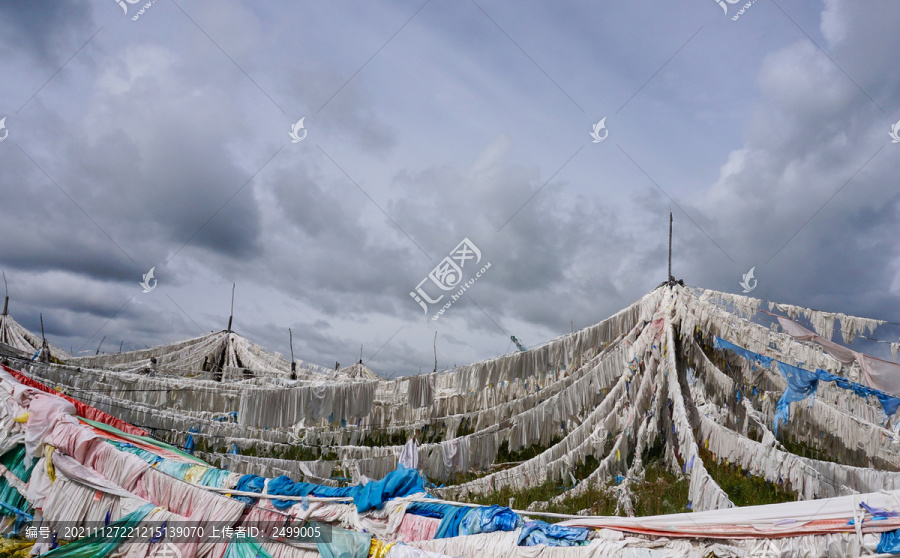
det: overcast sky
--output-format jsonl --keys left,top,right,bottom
{"left": 1, "top": 0, "right": 898, "bottom": 375}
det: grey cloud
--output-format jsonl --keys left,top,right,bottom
{"left": 1, "top": 0, "right": 898, "bottom": 376}
{"left": 0, "top": 0, "right": 95, "bottom": 68}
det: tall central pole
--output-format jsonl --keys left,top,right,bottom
{"left": 227, "top": 283, "right": 235, "bottom": 332}
{"left": 668, "top": 212, "right": 673, "bottom": 283}
{"left": 2, "top": 271, "right": 7, "bottom": 316}
{"left": 289, "top": 328, "right": 296, "bottom": 376}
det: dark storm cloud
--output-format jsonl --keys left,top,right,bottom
{"left": 384, "top": 137, "right": 649, "bottom": 335}
{"left": 0, "top": 148, "right": 137, "bottom": 281}
{"left": 0, "top": 0, "right": 95, "bottom": 67}
{"left": 63, "top": 45, "right": 266, "bottom": 262}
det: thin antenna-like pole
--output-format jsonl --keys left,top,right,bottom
{"left": 2, "top": 271, "right": 7, "bottom": 316}
{"left": 289, "top": 328, "right": 295, "bottom": 361}
{"left": 668, "top": 212, "right": 673, "bottom": 283}
{"left": 433, "top": 331, "right": 438, "bottom": 373}
{"left": 226, "top": 283, "right": 235, "bottom": 331}
{"left": 359, "top": 344, "right": 363, "bottom": 364}
{"left": 38, "top": 315, "right": 49, "bottom": 364}
{"left": 39, "top": 313, "right": 49, "bottom": 363}
{"left": 289, "top": 328, "right": 296, "bottom": 375}
{"left": 570, "top": 320, "right": 573, "bottom": 334}
{"left": 96, "top": 335, "right": 106, "bottom": 355}
{"left": 119, "top": 340, "right": 124, "bottom": 353}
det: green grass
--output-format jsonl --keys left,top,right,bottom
{"left": 700, "top": 447, "right": 795, "bottom": 506}
{"left": 630, "top": 459, "right": 691, "bottom": 516}
{"left": 457, "top": 438, "right": 693, "bottom": 520}
{"left": 548, "top": 483, "right": 617, "bottom": 518}
{"left": 627, "top": 438, "right": 692, "bottom": 516}
{"left": 461, "top": 477, "right": 574, "bottom": 514}
{"left": 495, "top": 438, "right": 563, "bottom": 464}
